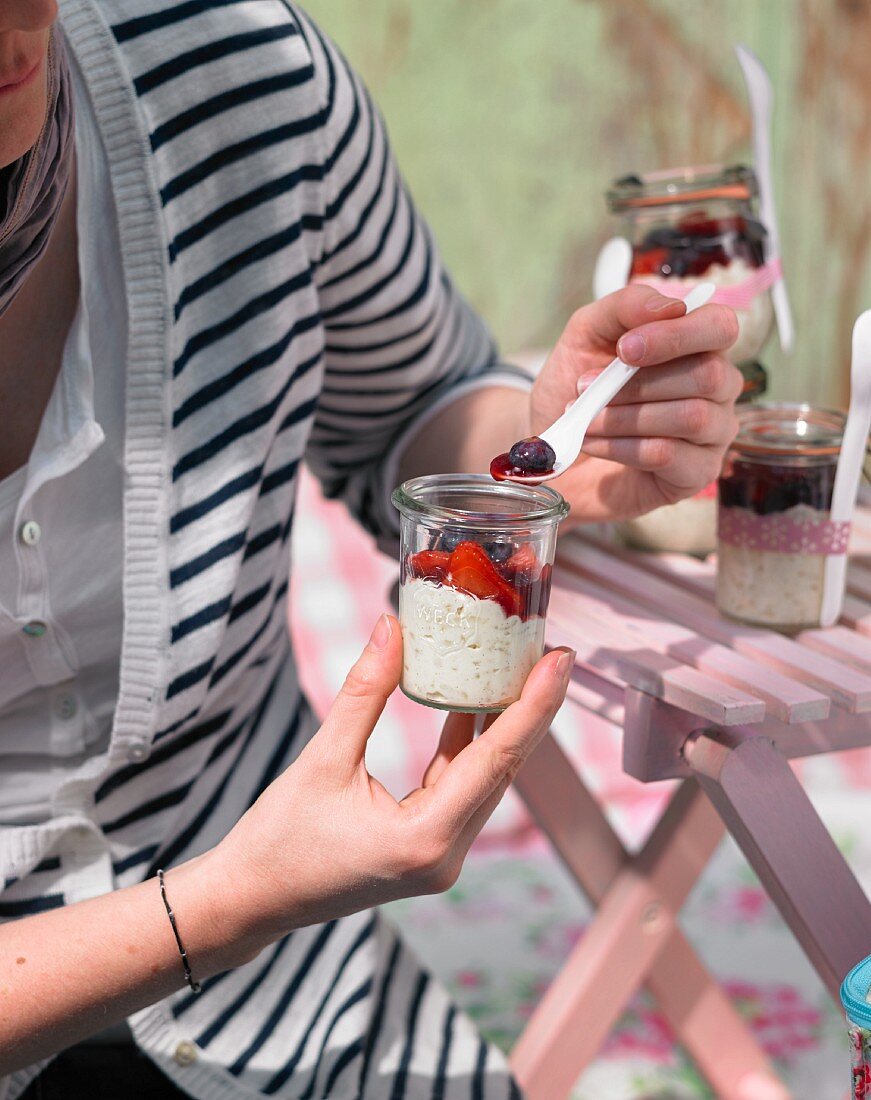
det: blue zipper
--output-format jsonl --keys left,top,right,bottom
{"left": 841, "top": 955, "right": 871, "bottom": 1029}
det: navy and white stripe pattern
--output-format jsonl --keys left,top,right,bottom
{"left": 1, "top": 2, "right": 529, "bottom": 1097}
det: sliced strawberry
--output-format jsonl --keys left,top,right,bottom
{"left": 630, "top": 247, "right": 669, "bottom": 276}
{"left": 501, "top": 543, "right": 538, "bottom": 583}
{"left": 448, "top": 541, "right": 522, "bottom": 618}
{"left": 407, "top": 549, "right": 451, "bottom": 583}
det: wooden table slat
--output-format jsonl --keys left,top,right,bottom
{"left": 839, "top": 593, "right": 871, "bottom": 635}
{"left": 797, "top": 624, "right": 871, "bottom": 672}
{"left": 552, "top": 569, "right": 830, "bottom": 724}
{"left": 559, "top": 534, "right": 871, "bottom": 713}
{"left": 547, "top": 603, "right": 766, "bottom": 726}
{"left": 846, "top": 562, "right": 871, "bottom": 602}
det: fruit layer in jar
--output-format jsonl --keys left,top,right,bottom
{"left": 631, "top": 213, "right": 773, "bottom": 362}
{"left": 399, "top": 534, "right": 552, "bottom": 712}
{"left": 631, "top": 213, "right": 766, "bottom": 278}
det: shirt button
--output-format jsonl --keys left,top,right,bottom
{"left": 54, "top": 695, "right": 78, "bottom": 720}
{"left": 127, "top": 745, "right": 149, "bottom": 763}
{"left": 19, "top": 521, "right": 41, "bottom": 546}
{"left": 22, "top": 621, "right": 47, "bottom": 638}
{"left": 173, "top": 1040, "right": 197, "bottom": 1067}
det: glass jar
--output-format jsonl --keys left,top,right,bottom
{"left": 716, "top": 403, "right": 848, "bottom": 631}
{"left": 617, "top": 359, "right": 768, "bottom": 556}
{"left": 392, "top": 474, "right": 569, "bottom": 712}
{"left": 607, "top": 164, "right": 775, "bottom": 364}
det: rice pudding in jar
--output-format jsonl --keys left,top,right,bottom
{"left": 607, "top": 165, "right": 775, "bottom": 365}
{"left": 392, "top": 475, "right": 569, "bottom": 712}
{"left": 716, "top": 403, "right": 848, "bottom": 631}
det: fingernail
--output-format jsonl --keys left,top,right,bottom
{"left": 576, "top": 370, "right": 601, "bottom": 395}
{"left": 369, "top": 614, "right": 392, "bottom": 650}
{"left": 617, "top": 332, "right": 646, "bottom": 364}
{"left": 553, "top": 649, "right": 574, "bottom": 681}
{"left": 647, "top": 295, "right": 683, "bottom": 312}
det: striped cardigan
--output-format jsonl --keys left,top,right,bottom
{"left": 1, "top": 2, "right": 529, "bottom": 1098}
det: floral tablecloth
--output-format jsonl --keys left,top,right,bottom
{"left": 291, "top": 468, "right": 865, "bottom": 1100}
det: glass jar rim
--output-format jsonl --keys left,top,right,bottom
{"left": 731, "top": 401, "right": 846, "bottom": 458}
{"left": 392, "top": 473, "right": 569, "bottom": 528}
{"left": 607, "top": 163, "right": 758, "bottom": 211}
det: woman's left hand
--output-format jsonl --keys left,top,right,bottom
{"left": 532, "top": 283, "right": 742, "bottom": 521}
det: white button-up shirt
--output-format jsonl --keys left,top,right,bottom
{"left": 0, "top": 57, "right": 125, "bottom": 826}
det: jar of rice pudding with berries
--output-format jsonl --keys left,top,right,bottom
{"left": 607, "top": 164, "right": 776, "bottom": 365}
{"left": 717, "top": 403, "right": 848, "bottom": 631}
{"left": 392, "top": 475, "right": 569, "bottom": 712}
{"left": 605, "top": 165, "right": 776, "bottom": 556}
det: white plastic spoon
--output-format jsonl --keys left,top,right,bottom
{"left": 735, "top": 43, "right": 795, "bottom": 353}
{"left": 492, "top": 282, "right": 716, "bottom": 485}
{"left": 593, "top": 236, "right": 632, "bottom": 300}
{"left": 820, "top": 310, "right": 871, "bottom": 627}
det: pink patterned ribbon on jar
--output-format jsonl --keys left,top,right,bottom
{"left": 633, "top": 256, "right": 782, "bottom": 312}
{"left": 718, "top": 505, "right": 850, "bottom": 555}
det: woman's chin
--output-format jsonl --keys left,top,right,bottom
{"left": 0, "top": 81, "right": 48, "bottom": 170}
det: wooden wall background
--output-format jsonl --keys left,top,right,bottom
{"left": 304, "top": 0, "right": 871, "bottom": 407}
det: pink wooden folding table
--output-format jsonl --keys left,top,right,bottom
{"left": 508, "top": 511, "right": 871, "bottom": 1100}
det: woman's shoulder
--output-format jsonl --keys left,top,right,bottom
{"left": 66, "top": 1, "right": 331, "bottom": 108}
{"left": 98, "top": 0, "right": 311, "bottom": 48}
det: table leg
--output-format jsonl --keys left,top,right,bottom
{"left": 511, "top": 731, "right": 789, "bottom": 1100}
{"left": 686, "top": 731, "right": 871, "bottom": 999}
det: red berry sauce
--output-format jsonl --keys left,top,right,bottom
{"left": 490, "top": 436, "right": 556, "bottom": 482}
{"left": 490, "top": 453, "right": 543, "bottom": 481}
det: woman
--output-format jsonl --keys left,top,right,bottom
{"left": 0, "top": 1, "right": 740, "bottom": 1097}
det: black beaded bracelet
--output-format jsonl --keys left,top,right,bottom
{"left": 157, "top": 868, "right": 201, "bottom": 994}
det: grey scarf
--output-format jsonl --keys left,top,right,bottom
{"left": 0, "top": 25, "right": 74, "bottom": 318}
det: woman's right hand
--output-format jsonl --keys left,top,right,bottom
{"left": 212, "top": 614, "right": 573, "bottom": 956}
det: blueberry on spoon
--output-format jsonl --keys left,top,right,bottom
{"left": 490, "top": 436, "right": 557, "bottom": 481}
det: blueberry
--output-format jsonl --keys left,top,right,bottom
{"left": 665, "top": 250, "right": 694, "bottom": 277}
{"left": 438, "top": 526, "right": 467, "bottom": 553}
{"left": 694, "top": 237, "right": 726, "bottom": 253}
{"left": 642, "top": 226, "right": 689, "bottom": 250}
{"left": 484, "top": 541, "right": 514, "bottom": 564}
{"left": 733, "top": 238, "right": 763, "bottom": 267}
{"left": 733, "top": 219, "right": 768, "bottom": 266}
{"left": 508, "top": 436, "right": 556, "bottom": 473}
{"left": 782, "top": 477, "right": 813, "bottom": 509}
{"left": 718, "top": 476, "right": 747, "bottom": 511}
{"left": 755, "top": 485, "right": 791, "bottom": 515}
{"left": 744, "top": 218, "right": 768, "bottom": 242}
